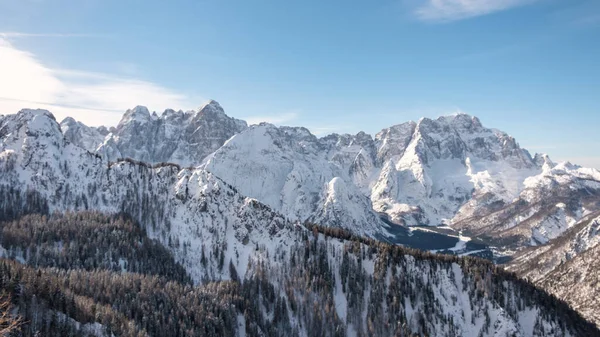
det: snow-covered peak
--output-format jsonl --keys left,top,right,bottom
{"left": 533, "top": 153, "right": 555, "bottom": 171}
{"left": 523, "top": 161, "right": 599, "bottom": 192}
{"left": 435, "top": 113, "right": 484, "bottom": 131}
{"left": 203, "top": 122, "right": 385, "bottom": 236}
{"left": 24, "top": 110, "right": 60, "bottom": 134}
{"left": 120, "top": 105, "right": 151, "bottom": 125}
{"left": 508, "top": 213, "right": 600, "bottom": 279}
{"left": 60, "top": 117, "right": 109, "bottom": 153}
{"left": 7, "top": 103, "right": 598, "bottom": 251}
{"left": 17, "top": 108, "right": 56, "bottom": 120}
{"left": 197, "top": 99, "right": 225, "bottom": 116}
{"left": 453, "top": 158, "right": 600, "bottom": 247}
{"left": 161, "top": 108, "right": 184, "bottom": 119}
{"left": 1, "top": 108, "right": 61, "bottom": 152}
{"left": 79, "top": 101, "right": 248, "bottom": 165}
{"left": 59, "top": 116, "right": 77, "bottom": 128}
{"left": 374, "top": 121, "right": 416, "bottom": 164}
{"left": 311, "top": 176, "right": 385, "bottom": 236}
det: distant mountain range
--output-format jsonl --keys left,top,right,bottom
{"left": 59, "top": 100, "right": 600, "bottom": 247}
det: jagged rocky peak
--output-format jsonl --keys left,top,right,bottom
{"left": 409, "top": 113, "right": 537, "bottom": 168}
{"left": 320, "top": 131, "right": 375, "bottom": 154}
{"left": 197, "top": 99, "right": 225, "bottom": 116}
{"left": 81, "top": 99, "right": 249, "bottom": 165}
{"left": 188, "top": 100, "right": 247, "bottom": 130}
{"left": 120, "top": 105, "right": 152, "bottom": 125}
{"left": 436, "top": 112, "right": 484, "bottom": 132}
{"left": 534, "top": 153, "right": 555, "bottom": 170}
{"left": 59, "top": 116, "right": 77, "bottom": 127}
{"left": 352, "top": 131, "right": 375, "bottom": 148}
{"left": 161, "top": 108, "right": 184, "bottom": 119}
{"left": 375, "top": 121, "right": 417, "bottom": 164}
{"left": 18, "top": 108, "right": 56, "bottom": 119}
{"left": 0, "top": 108, "right": 71, "bottom": 178}
{"left": 60, "top": 116, "right": 109, "bottom": 153}
{"left": 1, "top": 109, "right": 60, "bottom": 143}
{"left": 11, "top": 109, "right": 57, "bottom": 128}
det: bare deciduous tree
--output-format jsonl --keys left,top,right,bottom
{"left": 0, "top": 293, "right": 21, "bottom": 337}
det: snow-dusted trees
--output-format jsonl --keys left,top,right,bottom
{"left": 0, "top": 212, "right": 191, "bottom": 284}
{"left": 0, "top": 293, "right": 21, "bottom": 337}
{"left": 0, "top": 213, "right": 597, "bottom": 336}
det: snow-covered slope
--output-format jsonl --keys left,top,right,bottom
{"left": 203, "top": 112, "right": 596, "bottom": 244}
{"left": 69, "top": 100, "right": 247, "bottom": 166}
{"left": 371, "top": 114, "right": 542, "bottom": 227}
{"left": 453, "top": 162, "right": 600, "bottom": 247}
{"left": 2, "top": 108, "right": 596, "bottom": 336}
{"left": 54, "top": 103, "right": 600, "bottom": 249}
{"left": 0, "top": 109, "right": 287, "bottom": 282}
{"left": 202, "top": 123, "right": 386, "bottom": 237}
{"left": 506, "top": 214, "right": 600, "bottom": 326}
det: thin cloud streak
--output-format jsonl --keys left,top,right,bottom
{"left": 415, "top": 0, "right": 538, "bottom": 22}
{"left": 0, "top": 37, "right": 199, "bottom": 127}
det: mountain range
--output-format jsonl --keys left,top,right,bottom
{"left": 1, "top": 102, "right": 599, "bottom": 336}
{"left": 60, "top": 100, "right": 600, "bottom": 247}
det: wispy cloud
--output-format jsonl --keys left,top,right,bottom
{"left": 0, "top": 38, "right": 199, "bottom": 126}
{"left": 244, "top": 111, "right": 299, "bottom": 126}
{"left": 414, "top": 0, "right": 538, "bottom": 22}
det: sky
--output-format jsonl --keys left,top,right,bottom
{"left": 0, "top": 0, "right": 599, "bottom": 168}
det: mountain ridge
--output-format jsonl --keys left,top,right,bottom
{"left": 2, "top": 104, "right": 600, "bottom": 335}
{"left": 23, "top": 102, "right": 600, "bottom": 247}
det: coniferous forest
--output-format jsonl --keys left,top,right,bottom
{"left": 0, "top": 211, "right": 598, "bottom": 337}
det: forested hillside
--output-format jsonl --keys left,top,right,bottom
{"left": 0, "top": 213, "right": 598, "bottom": 337}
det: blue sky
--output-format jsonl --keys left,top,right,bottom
{"left": 0, "top": 0, "right": 599, "bottom": 167}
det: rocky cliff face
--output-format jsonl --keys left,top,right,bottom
{"left": 58, "top": 103, "right": 600, "bottom": 248}
{"left": 60, "top": 116, "right": 110, "bottom": 153}
{"left": 73, "top": 100, "right": 248, "bottom": 166}
{"left": 1, "top": 109, "right": 287, "bottom": 282}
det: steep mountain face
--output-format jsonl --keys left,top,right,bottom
{"left": 2, "top": 109, "right": 598, "bottom": 336}
{"left": 370, "top": 114, "right": 541, "bottom": 227}
{"left": 67, "top": 100, "right": 247, "bottom": 166}
{"left": 203, "top": 112, "right": 598, "bottom": 246}
{"left": 202, "top": 123, "right": 386, "bottom": 237}
{"left": 60, "top": 117, "right": 110, "bottom": 153}
{"left": 453, "top": 163, "right": 600, "bottom": 247}
{"left": 0, "top": 109, "right": 289, "bottom": 282}
{"left": 505, "top": 214, "right": 600, "bottom": 326}
{"left": 56, "top": 103, "right": 600, "bottom": 249}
